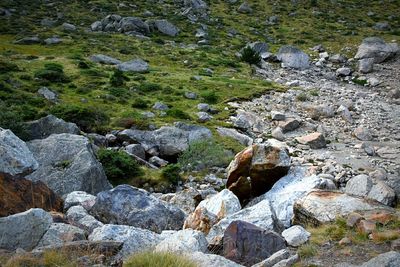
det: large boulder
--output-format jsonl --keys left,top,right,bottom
{"left": 26, "top": 134, "right": 112, "bottom": 196}
{"left": 0, "top": 208, "right": 52, "bottom": 250}
{"left": 26, "top": 115, "right": 80, "bottom": 140}
{"left": 226, "top": 140, "right": 291, "bottom": 202}
{"left": 293, "top": 190, "right": 393, "bottom": 226}
{"left": 188, "top": 251, "right": 244, "bottom": 267}
{"left": 117, "top": 59, "right": 149, "bottom": 73}
{"left": 36, "top": 223, "right": 86, "bottom": 248}
{"left": 276, "top": 46, "right": 310, "bottom": 70}
{"left": 207, "top": 199, "right": 283, "bottom": 247}
{"left": 155, "top": 229, "right": 208, "bottom": 253}
{"left": 117, "top": 123, "right": 212, "bottom": 157}
{"left": 64, "top": 191, "right": 96, "bottom": 211}
{"left": 66, "top": 205, "right": 103, "bottom": 233}
{"left": 153, "top": 19, "right": 180, "bottom": 36}
{"left": 0, "top": 128, "right": 38, "bottom": 176}
{"left": 0, "top": 173, "right": 63, "bottom": 217}
{"left": 223, "top": 220, "right": 286, "bottom": 266}
{"left": 119, "top": 16, "right": 149, "bottom": 34}
{"left": 345, "top": 175, "right": 395, "bottom": 206}
{"left": 197, "top": 189, "right": 241, "bottom": 219}
{"left": 89, "top": 224, "right": 161, "bottom": 258}
{"left": 89, "top": 185, "right": 186, "bottom": 233}
{"left": 354, "top": 37, "right": 399, "bottom": 63}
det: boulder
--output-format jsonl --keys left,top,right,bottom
{"left": 36, "top": 223, "right": 86, "bottom": 248}
{"left": 26, "top": 134, "right": 112, "bottom": 196}
{"left": 89, "top": 224, "right": 161, "bottom": 258}
{"left": 354, "top": 37, "right": 399, "bottom": 63}
{"left": 336, "top": 67, "right": 352, "bottom": 76}
{"left": 119, "top": 16, "right": 149, "bottom": 34}
{"left": 223, "top": 220, "right": 286, "bottom": 266}
{"left": 197, "top": 189, "right": 241, "bottom": 219}
{"left": 38, "top": 87, "right": 58, "bottom": 102}
{"left": 226, "top": 140, "right": 291, "bottom": 202}
{"left": 281, "top": 225, "right": 310, "bottom": 247}
{"left": 169, "top": 187, "right": 203, "bottom": 214}
{"left": 26, "top": 115, "right": 80, "bottom": 140}
{"left": 353, "top": 127, "right": 373, "bottom": 141}
{"left": 217, "top": 127, "right": 253, "bottom": 146}
{"left": 154, "top": 19, "right": 180, "bottom": 36}
{"left": 64, "top": 191, "right": 96, "bottom": 211}
{"left": 207, "top": 199, "right": 283, "bottom": 247}
{"left": 246, "top": 42, "right": 269, "bottom": 54}
{"left": 252, "top": 249, "right": 290, "bottom": 267}
{"left": 0, "top": 128, "right": 38, "bottom": 176}
{"left": 238, "top": 1, "right": 253, "bottom": 13}
{"left": 66, "top": 205, "right": 103, "bottom": 233}
{"left": 155, "top": 229, "right": 208, "bottom": 253}
{"left": 117, "top": 59, "right": 149, "bottom": 73}
{"left": 197, "top": 112, "right": 213, "bottom": 122}
{"left": 276, "top": 46, "right": 310, "bottom": 70}
{"left": 360, "top": 251, "right": 400, "bottom": 267}
{"left": 117, "top": 123, "right": 212, "bottom": 157}
{"left": 232, "top": 111, "right": 264, "bottom": 133}
{"left": 0, "top": 208, "right": 52, "bottom": 250}
{"left": 188, "top": 251, "right": 244, "bottom": 267}
{"left": 61, "top": 22, "right": 76, "bottom": 32}
{"left": 345, "top": 175, "right": 395, "bottom": 206}
{"left": 124, "top": 144, "right": 146, "bottom": 160}
{"left": 293, "top": 191, "right": 393, "bottom": 226}
{"left": 89, "top": 185, "right": 186, "bottom": 233}
{"left": 184, "top": 206, "right": 218, "bottom": 234}
{"left": 295, "top": 132, "right": 326, "bottom": 149}
{"left": 359, "top": 58, "right": 374, "bottom": 73}
{"left": 278, "top": 118, "right": 300, "bottom": 133}
{"left": 89, "top": 54, "right": 121, "bottom": 65}
{"left": 0, "top": 173, "right": 63, "bottom": 217}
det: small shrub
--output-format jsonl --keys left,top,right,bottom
{"left": 298, "top": 244, "right": 317, "bottom": 258}
{"left": 139, "top": 82, "right": 162, "bottom": 92}
{"left": 131, "top": 98, "right": 149, "bottom": 109}
{"left": 161, "top": 164, "right": 182, "bottom": 185}
{"left": 109, "top": 87, "right": 130, "bottom": 98}
{"left": 34, "top": 62, "right": 69, "bottom": 83}
{"left": 201, "top": 91, "right": 218, "bottom": 104}
{"left": 0, "top": 103, "right": 29, "bottom": 140}
{"left": 77, "top": 61, "right": 90, "bottom": 69}
{"left": 166, "top": 108, "right": 191, "bottom": 120}
{"left": 0, "top": 60, "right": 19, "bottom": 73}
{"left": 178, "top": 139, "right": 233, "bottom": 171}
{"left": 124, "top": 251, "right": 196, "bottom": 267}
{"left": 110, "top": 69, "right": 129, "bottom": 86}
{"left": 240, "top": 46, "right": 261, "bottom": 66}
{"left": 97, "top": 148, "right": 143, "bottom": 185}
{"left": 296, "top": 92, "right": 308, "bottom": 102}
{"left": 113, "top": 116, "right": 150, "bottom": 130}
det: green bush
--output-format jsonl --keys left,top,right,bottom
{"left": 139, "top": 82, "right": 162, "bottom": 92}
{"left": 97, "top": 148, "right": 143, "bottom": 185}
{"left": 0, "top": 104, "right": 29, "bottom": 140}
{"left": 49, "top": 104, "right": 110, "bottom": 133}
{"left": 110, "top": 69, "right": 129, "bottom": 86}
{"left": 0, "top": 60, "right": 19, "bottom": 73}
{"left": 178, "top": 139, "right": 233, "bottom": 171}
{"left": 124, "top": 251, "right": 196, "bottom": 267}
{"left": 109, "top": 87, "right": 130, "bottom": 98}
{"left": 161, "top": 164, "right": 182, "bottom": 185}
{"left": 240, "top": 46, "right": 261, "bottom": 66}
{"left": 131, "top": 98, "right": 149, "bottom": 109}
{"left": 166, "top": 108, "right": 191, "bottom": 120}
{"left": 34, "top": 63, "right": 69, "bottom": 83}
{"left": 201, "top": 91, "right": 218, "bottom": 104}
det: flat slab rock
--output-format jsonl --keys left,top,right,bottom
{"left": 293, "top": 190, "right": 394, "bottom": 226}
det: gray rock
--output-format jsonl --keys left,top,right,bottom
{"left": 238, "top": 1, "right": 253, "bottom": 13}
{"left": 336, "top": 67, "right": 352, "bottom": 76}
{"left": 153, "top": 101, "right": 169, "bottom": 110}
{"left": 278, "top": 118, "right": 300, "bottom": 133}
{"left": 373, "top": 22, "right": 390, "bottom": 31}
{"left": 330, "top": 54, "right": 346, "bottom": 63}
{"left": 185, "top": 91, "right": 198, "bottom": 99}
{"left": 353, "top": 127, "right": 372, "bottom": 141}
{"left": 252, "top": 249, "right": 290, "bottom": 267}
{"left": 36, "top": 223, "right": 86, "bottom": 248}
{"left": 216, "top": 127, "right": 253, "bottom": 146}
{"left": 26, "top": 115, "right": 80, "bottom": 141}
{"left": 0, "top": 128, "right": 39, "bottom": 176}
{"left": 355, "top": 37, "right": 399, "bottom": 63}
{"left": 90, "top": 21, "right": 102, "bottom": 31}
{"left": 198, "top": 103, "right": 210, "bottom": 112}
{"left": 66, "top": 205, "right": 103, "bottom": 233}
{"left": 154, "top": 19, "right": 180, "bottom": 36}
{"left": 271, "top": 127, "right": 285, "bottom": 141}
{"left": 89, "top": 224, "right": 161, "bottom": 258}
{"left": 41, "top": 18, "right": 57, "bottom": 28}
{"left": 14, "top": 36, "right": 41, "bottom": 45}
{"left": 276, "top": 46, "right": 310, "bottom": 70}
{"left": 272, "top": 254, "right": 299, "bottom": 267}
{"left": 89, "top": 185, "right": 186, "bottom": 233}
{"left": 89, "top": 54, "right": 121, "bottom": 65}
{"left": 197, "top": 112, "right": 213, "bottom": 122}
{"left": 62, "top": 22, "right": 76, "bottom": 32}
{"left": 345, "top": 175, "right": 396, "bottom": 206}
{"left": 149, "top": 156, "right": 168, "bottom": 167}
{"left": 247, "top": 42, "right": 269, "bottom": 54}
{"left": 44, "top": 37, "right": 62, "bottom": 45}
{"left": 281, "top": 225, "right": 310, "bottom": 247}
{"left": 169, "top": 187, "right": 203, "bottom": 215}
{"left": 360, "top": 251, "right": 400, "bottom": 267}
{"left": 295, "top": 132, "right": 326, "bottom": 149}
{"left": 359, "top": 58, "right": 374, "bottom": 73}
{"left": 125, "top": 144, "right": 146, "bottom": 160}
{"left": 155, "top": 229, "right": 208, "bottom": 253}
{"left": 337, "top": 105, "right": 353, "bottom": 123}
{"left": 64, "top": 191, "right": 96, "bottom": 211}
{"left": 117, "top": 59, "right": 149, "bottom": 73}
{"left": 26, "top": 134, "right": 112, "bottom": 196}
{"left": 197, "top": 189, "right": 241, "bottom": 219}
{"left": 87, "top": 133, "right": 107, "bottom": 147}
{"left": 188, "top": 251, "right": 244, "bottom": 267}
{"left": 368, "top": 77, "right": 380, "bottom": 87}
{"left": 271, "top": 111, "right": 286, "bottom": 121}
{"left": 38, "top": 87, "right": 58, "bottom": 102}
{"left": 119, "top": 17, "right": 149, "bottom": 34}
{"left": 0, "top": 208, "right": 52, "bottom": 250}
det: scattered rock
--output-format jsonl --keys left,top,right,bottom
{"left": 149, "top": 156, "right": 168, "bottom": 167}
{"left": 36, "top": 223, "right": 86, "bottom": 248}
{"left": 153, "top": 101, "right": 169, "bottom": 110}
{"left": 252, "top": 249, "right": 290, "bottom": 267}
{"left": 359, "top": 58, "right": 374, "bottom": 73}
{"left": 336, "top": 67, "right": 352, "bottom": 76}
{"left": 354, "top": 37, "right": 399, "bottom": 63}
{"left": 64, "top": 191, "right": 96, "bottom": 211}
{"left": 278, "top": 118, "right": 300, "bottom": 133}
{"left": 217, "top": 127, "right": 253, "bottom": 146}
{"left": 155, "top": 229, "right": 208, "bottom": 253}
{"left": 187, "top": 251, "right": 244, "bottom": 267}
{"left": 66, "top": 205, "right": 103, "bottom": 233}
{"left": 276, "top": 46, "right": 310, "bottom": 70}
{"left": 295, "top": 132, "right": 326, "bottom": 149}
{"left": 169, "top": 187, "right": 203, "bottom": 215}
{"left": 117, "top": 58, "right": 149, "bottom": 72}
{"left": 197, "top": 112, "right": 213, "bottom": 122}
{"left": 359, "top": 251, "right": 400, "bottom": 267}
{"left": 271, "top": 127, "right": 285, "bottom": 141}
{"left": 125, "top": 144, "right": 146, "bottom": 160}
{"left": 353, "top": 127, "right": 373, "bottom": 141}
{"left": 197, "top": 189, "right": 241, "bottom": 219}
{"left": 44, "top": 37, "right": 62, "bottom": 45}
{"left": 271, "top": 111, "right": 286, "bottom": 121}
{"left": 14, "top": 36, "right": 41, "bottom": 45}
{"left": 153, "top": 19, "right": 180, "bottom": 36}
{"left": 62, "top": 22, "right": 76, "bottom": 32}
{"left": 26, "top": 115, "right": 80, "bottom": 140}
{"left": 238, "top": 1, "right": 253, "bottom": 13}
{"left": 373, "top": 22, "right": 391, "bottom": 31}
{"left": 183, "top": 206, "right": 218, "bottom": 234}
{"left": 281, "top": 225, "right": 310, "bottom": 247}
{"left": 38, "top": 87, "right": 58, "bottom": 102}
{"left": 89, "top": 54, "right": 121, "bottom": 65}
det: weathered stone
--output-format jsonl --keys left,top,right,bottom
{"left": 217, "top": 127, "right": 253, "bottom": 146}
{"left": 153, "top": 19, "right": 180, "bottom": 36}
{"left": 336, "top": 67, "right": 352, "bottom": 76}
{"left": 66, "top": 205, "right": 103, "bottom": 233}
{"left": 281, "top": 225, "right": 310, "bottom": 247}
{"left": 26, "top": 134, "right": 112, "bottom": 196}
{"left": 271, "top": 111, "right": 286, "bottom": 121}
{"left": 276, "top": 46, "right": 310, "bottom": 70}
{"left": 89, "top": 224, "right": 161, "bottom": 258}
{"left": 359, "top": 58, "right": 374, "bottom": 73}
{"left": 354, "top": 37, "right": 399, "bottom": 63}
{"left": 44, "top": 37, "right": 62, "bottom": 45}
{"left": 64, "top": 191, "right": 96, "bottom": 211}
{"left": 238, "top": 1, "right": 253, "bottom": 13}
{"left": 124, "top": 144, "right": 146, "bottom": 160}
{"left": 184, "top": 206, "right": 218, "bottom": 234}
{"left": 36, "top": 223, "right": 86, "bottom": 248}
{"left": 188, "top": 251, "right": 244, "bottom": 267}
{"left": 14, "top": 36, "right": 41, "bottom": 44}
{"left": 353, "top": 127, "right": 373, "bottom": 141}
{"left": 295, "top": 132, "right": 326, "bottom": 149}
{"left": 271, "top": 127, "right": 285, "bottom": 141}
{"left": 197, "top": 112, "right": 213, "bottom": 122}
{"left": 0, "top": 128, "right": 38, "bottom": 176}
{"left": 149, "top": 156, "right": 168, "bottom": 167}
{"left": 169, "top": 187, "right": 203, "bottom": 215}
{"left": 37, "top": 87, "right": 58, "bottom": 102}
{"left": 196, "top": 189, "right": 241, "bottom": 219}
{"left": 252, "top": 249, "right": 290, "bottom": 267}
{"left": 346, "top": 212, "right": 364, "bottom": 228}
{"left": 26, "top": 115, "right": 80, "bottom": 140}
{"left": 0, "top": 208, "right": 52, "bottom": 250}
{"left": 62, "top": 22, "right": 76, "bottom": 32}
{"left": 89, "top": 185, "right": 186, "bottom": 233}
{"left": 155, "top": 229, "right": 208, "bottom": 253}
{"left": 359, "top": 251, "right": 400, "bottom": 267}
{"left": 117, "top": 59, "right": 149, "bottom": 73}
{"left": 223, "top": 220, "right": 286, "bottom": 266}
{"left": 278, "top": 118, "right": 300, "bottom": 133}
{"left": 89, "top": 54, "right": 121, "bottom": 65}
{"left": 0, "top": 173, "right": 63, "bottom": 217}
{"left": 119, "top": 16, "right": 149, "bottom": 34}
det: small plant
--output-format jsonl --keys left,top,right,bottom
{"left": 296, "top": 92, "right": 309, "bottom": 102}
{"left": 0, "top": 60, "right": 19, "bottom": 73}
{"left": 109, "top": 87, "right": 130, "bottom": 98}
{"left": 131, "top": 98, "right": 149, "bottom": 109}
{"left": 166, "top": 108, "right": 191, "bottom": 120}
{"left": 161, "top": 164, "right": 182, "bottom": 185}
{"left": 124, "top": 251, "right": 196, "bottom": 267}
{"left": 97, "top": 148, "right": 143, "bottom": 185}
{"left": 0, "top": 103, "right": 29, "bottom": 140}
{"left": 139, "top": 82, "right": 162, "bottom": 92}
{"left": 110, "top": 69, "right": 129, "bottom": 86}
{"left": 298, "top": 244, "right": 317, "bottom": 258}
{"left": 309, "top": 89, "right": 319, "bottom": 96}
{"left": 201, "top": 91, "right": 218, "bottom": 104}
{"left": 240, "top": 46, "right": 261, "bottom": 66}
{"left": 34, "top": 62, "right": 69, "bottom": 83}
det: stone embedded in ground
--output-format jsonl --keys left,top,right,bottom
{"left": 353, "top": 126, "right": 373, "bottom": 141}
{"left": 124, "top": 144, "right": 146, "bottom": 160}
{"left": 0, "top": 128, "right": 39, "bottom": 176}
{"left": 359, "top": 251, "right": 400, "bottom": 267}
{"left": 35, "top": 223, "right": 86, "bottom": 248}
{"left": 64, "top": 191, "right": 96, "bottom": 211}
{"left": 155, "top": 229, "right": 208, "bottom": 253}
{"left": 357, "top": 219, "right": 376, "bottom": 234}
{"left": 26, "top": 115, "right": 80, "bottom": 141}
{"left": 281, "top": 225, "right": 310, "bottom": 247}
{"left": 271, "top": 111, "right": 286, "bottom": 121}
{"left": 223, "top": 220, "right": 286, "bottom": 266}
{"left": 187, "top": 251, "right": 244, "bottom": 267}
{"left": 117, "top": 58, "right": 149, "bottom": 72}
{"left": 278, "top": 118, "right": 300, "bottom": 133}
{"left": 0, "top": 172, "right": 63, "bottom": 217}
{"left": 336, "top": 67, "right": 352, "bottom": 76}
{"left": 252, "top": 249, "right": 290, "bottom": 267}
{"left": 276, "top": 45, "right": 310, "bottom": 70}
{"left": 217, "top": 127, "right": 253, "bottom": 146}
{"left": 89, "top": 54, "right": 121, "bottom": 65}
{"left": 346, "top": 212, "right": 364, "bottom": 228}
{"left": 89, "top": 185, "right": 186, "bottom": 233}
{"left": 153, "top": 19, "right": 180, "bottom": 36}
{"left": 359, "top": 58, "right": 374, "bottom": 73}
{"left": 238, "top": 1, "right": 253, "bottom": 13}
{"left": 354, "top": 37, "right": 399, "bottom": 63}
{"left": 226, "top": 140, "right": 291, "bottom": 202}
{"left": 66, "top": 205, "right": 104, "bottom": 234}
{"left": 295, "top": 132, "right": 326, "bottom": 149}
{"left": 0, "top": 208, "right": 52, "bottom": 251}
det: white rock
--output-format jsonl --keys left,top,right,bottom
{"left": 282, "top": 225, "right": 310, "bottom": 247}
{"left": 155, "top": 229, "right": 208, "bottom": 253}
{"left": 197, "top": 189, "right": 241, "bottom": 219}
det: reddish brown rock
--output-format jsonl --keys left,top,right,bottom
{"left": 357, "top": 219, "right": 376, "bottom": 234}
{"left": 0, "top": 172, "right": 63, "bottom": 217}
{"left": 183, "top": 207, "right": 218, "bottom": 234}
{"left": 226, "top": 141, "right": 291, "bottom": 202}
{"left": 295, "top": 132, "right": 326, "bottom": 149}
{"left": 223, "top": 220, "right": 286, "bottom": 266}
{"left": 346, "top": 212, "right": 364, "bottom": 228}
